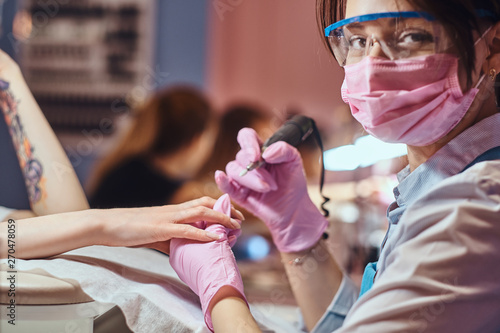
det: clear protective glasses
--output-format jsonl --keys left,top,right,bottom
{"left": 324, "top": 11, "right": 452, "bottom": 67}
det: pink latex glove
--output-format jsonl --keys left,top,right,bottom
{"left": 215, "top": 128, "right": 328, "bottom": 253}
{"left": 169, "top": 194, "right": 247, "bottom": 332}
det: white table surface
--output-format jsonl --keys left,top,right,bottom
{"left": 1, "top": 246, "right": 303, "bottom": 333}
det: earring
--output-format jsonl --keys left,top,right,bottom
{"left": 489, "top": 68, "right": 497, "bottom": 81}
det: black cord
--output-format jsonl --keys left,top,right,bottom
{"left": 310, "top": 119, "right": 331, "bottom": 218}
{"left": 495, "top": 74, "right": 500, "bottom": 108}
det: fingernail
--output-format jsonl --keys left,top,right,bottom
{"left": 206, "top": 232, "right": 221, "bottom": 240}
{"left": 235, "top": 209, "right": 245, "bottom": 220}
{"left": 231, "top": 218, "right": 241, "bottom": 229}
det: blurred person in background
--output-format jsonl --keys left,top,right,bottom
{"left": 88, "top": 86, "right": 218, "bottom": 208}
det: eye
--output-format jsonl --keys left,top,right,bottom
{"left": 349, "top": 36, "right": 367, "bottom": 50}
{"left": 397, "top": 30, "right": 434, "bottom": 49}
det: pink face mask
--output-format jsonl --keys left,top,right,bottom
{"left": 341, "top": 53, "right": 482, "bottom": 146}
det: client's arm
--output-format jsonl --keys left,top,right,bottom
{"left": 3, "top": 209, "right": 36, "bottom": 221}
{"left": 0, "top": 49, "right": 88, "bottom": 215}
{"left": 0, "top": 196, "right": 243, "bottom": 259}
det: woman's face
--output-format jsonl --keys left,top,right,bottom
{"left": 338, "top": 0, "right": 496, "bottom": 149}
{"left": 342, "top": 0, "right": 487, "bottom": 91}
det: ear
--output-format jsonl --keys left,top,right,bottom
{"left": 483, "top": 21, "right": 500, "bottom": 74}
{"left": 484, "top": 22, "right": 500, "bottom": 107}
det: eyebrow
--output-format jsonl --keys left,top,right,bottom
{"left": 344, "top": 18, "right": 401, "bottom": 30}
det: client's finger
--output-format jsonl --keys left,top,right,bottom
{"left": 175, "top": 196, "right": 245, "bottom": 221}
{"left": 176, "top": 196, "right": 217, "bottom": 210}
{"left": 176, "top": 206, "right": 241, "bottom": 230}
{"left": 167, "top": 224, "right": 222, "bottom": 242}
{"left": 227, "top": 228, "right": 242, "bottom": 247}
{"left": 227, "top": 235, "right": 238, "bottom": 247}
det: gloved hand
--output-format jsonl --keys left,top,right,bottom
{"left": 169, "top": 194, "right": 247, "bottom": 332}
{"left": 215, "top": 128, "right": 328, "bottom": 253}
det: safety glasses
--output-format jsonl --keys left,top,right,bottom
{"left": 324, "top": 11, "right": 451, "bottom": 67}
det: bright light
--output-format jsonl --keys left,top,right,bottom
{"left": 324, "top": 135, "right": 407, "bottom": 171}
{"left": 247, "top": 235, "right": 270, "bottom": 261}
{"left": 336, "top": 202, "right": 360, "bottom": 224}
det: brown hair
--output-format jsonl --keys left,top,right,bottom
{"left": 87, "top": 86, "right": 214, "bottom": 194}
{"left": 317, "top": 0, "right": 500, "bottom": 88}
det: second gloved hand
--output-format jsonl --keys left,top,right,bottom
{"left": 169, "top": 194, "right": 247, "bottom": 332}
{"left": 215, "top": 127, "right": 328, "bottom": 253}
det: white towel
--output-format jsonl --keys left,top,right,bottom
{"left": 6, "top": 246, "right": 210, "bottom": 333}
{"left": 3, "top": 246, "right": 303, "bottom": 333}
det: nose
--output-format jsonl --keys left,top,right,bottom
{"left": 367, "top": 37, "right": 390, "bottom": 59}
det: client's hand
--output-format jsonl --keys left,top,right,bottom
{"left": 170, "top": 194, "right": 247, "bottom": 332}
{"left": 215, "top": 128, "right": 328, "bottom": 253}
{"left": 99, "top": 196, "right": 244, "bottom": 255}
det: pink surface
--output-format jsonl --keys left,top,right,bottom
{"left": 206, "top": 0, "right": 346, "bottom": 133}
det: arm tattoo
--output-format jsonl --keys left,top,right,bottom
{"left": 0, "top": 81, "right": 46, "bottom": 204}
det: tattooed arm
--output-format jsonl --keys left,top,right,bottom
{"left": 0, "top": 50, "right": 88, "bottom": 215}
